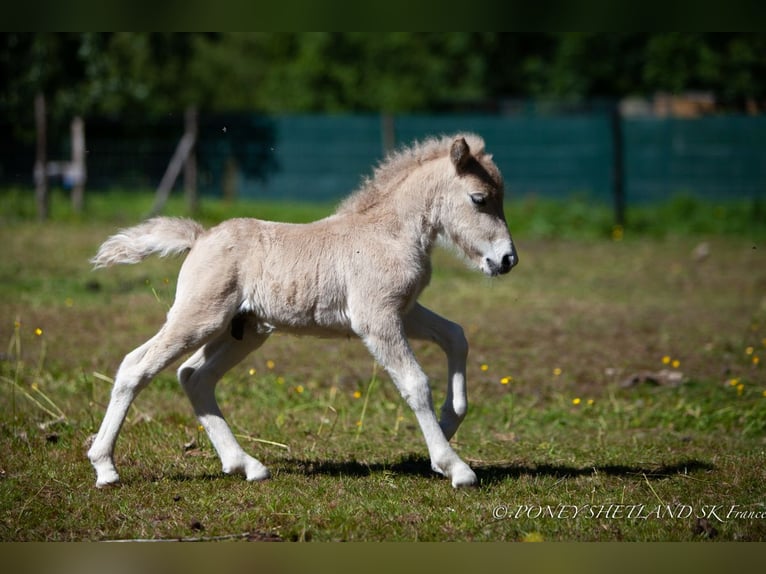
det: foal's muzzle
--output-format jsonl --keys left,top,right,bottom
{"left": 486, "top": 251, "right": 518, "bottom": 276}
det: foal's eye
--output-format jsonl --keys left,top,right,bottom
{"left": 470, "top": 194, "right": 487, "bottom": 206}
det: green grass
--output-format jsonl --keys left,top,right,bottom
{"left": 1, "top": 190, "right": 765, "bottom": 541}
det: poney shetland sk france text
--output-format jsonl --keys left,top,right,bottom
{"left": 492, "top": 503, "right": 766, "bottom": 522}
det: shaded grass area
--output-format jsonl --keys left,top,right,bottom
{"left": 1, "top": 194, "right": 765, "bottom": 541}
{"left": 2, "top": 187, "right": 765, "bottom": 239}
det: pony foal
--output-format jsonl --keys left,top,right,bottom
{"left": 87, "top": 134, "right": 517, "bottom": 488}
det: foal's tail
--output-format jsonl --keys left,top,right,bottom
{"left": 91, "top": 217, "right": 205, "bottom": 269}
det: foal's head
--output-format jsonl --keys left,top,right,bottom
{"left": 441, "top": 136, "right": 518, "bottom": 277}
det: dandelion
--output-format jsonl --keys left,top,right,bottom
{"left": 662, "top": 356, "right": 671, "bottom": 365}
{"left": 295, "top": 385, "right": 305, "bottom": 394}
{"left": 522, "top": 531, "right": 544, "bottom": 542}
{"left": 587, "top": 399, "right": 595, "bottom": 406}
{"left": 248, "top": 368, "right": 256, "bottom": 376}
{"left": 198, "top": 425, "right": 204, "bottom": 432}
{"left": 500, "top": 376, "right": 512, "bottom": 385}
{"left": 729, "top": 378, "right": 740, "bottom": 387}
{"left": 266, "top": 360, "right": 276, "bottom": 370}
{"left": 553, "top": 367, "right": 562, "bottom": 377}
{"left": 353, "top": 390, "right": 362, "bottom": 399}
{"left": 611, "top": 225, "right": 624, "bottom": 242}
{"left": 737, "top": 383, "right": 745, "bottom": 396}
{"left": 572, "top": 397, "right": 581, "bottom": 406}
{"left": 34, "top": 327, "right": 43, "bottom": 336}
{"left": 762, "top": 338, "right": 766, "bottom": 348}
{"left": 746, "top": 346, "right": 754, "bottom": 356}
{"left": 672, "top": 359, "right": 680, "bottom": 369}
{"left": 762, "top": 390, "right": 766, "bottom": 398}
{"left": 480, "top": 364, "right": 489, "bottom": 372}
{"left": 276, "top": 376, "right": 285, "bottom": 385}
{"left": 754, "top": 356, "right": 761, "bottom": 366}
{"left": 356, "top": 420, "right": 363, "bottom": 427}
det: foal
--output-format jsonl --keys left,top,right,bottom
{"left": 87, "top": 134, "right": 517, "bottom": 488}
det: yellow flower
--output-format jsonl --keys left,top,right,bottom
{"left": 553, "top": 367, "right": 562, "bottom": 377}
{"left": 746, "top": 346, "right": 754, "bottom": 356}
{"left": 500, "top": 376, "right": 512, "bottom": 385}
{"left": 31, "top": 382, "right": 39, "bottom": 391}
{"left": 34, "top": 327, "right": 43, "bottom": 336}
{"left": 480, "top": 364, "right": 489, "bottom": 372}
{"left": 587, "top": 399, "right": 595, "bottom": 406}
{"left": 198, "top": 425, "right": 204, "bottom": 432}
{"left": 295, "top": 385, "right": 304, "bottom": 394}
{"left": 672, "top": 359, "right": 680, "bottom": 369}
{"left": 762, "top": 338, "right": 766, "bottom": 348}
{"left": 248, "top": 368, "right": 256, "bottom": 376}
{"left": 521, "top": 531, "right": 544, "bottom": 542}
{"left": 355, "top": 420, "right": 362, "bottom": 427}
{"left": 266, "top": 359, "right": 276, "bottom": 370}
{"left": 729, "top": 378, "right": 740, "bottom": 387}
{"left": 572, "top": 397, "right": 581, "bottom": 406}
{"left": 611, "top": 225, "right": 623, "bottom": 241}
{"left": 65, "top": 297, "right": 74, "bottom": 308}
{"left": 353, "top": 390, "right": 362, "bottom": 399}
{"left": 762, "top": 390, "right": 766, "bottom": 398}
{"left": 276, "top": 376, "right": 285, "bottom": 385}
{"left": 661, "top": 356, "right": 671, "bottom": 365}
{"left": 754, "top": 356, "right": 761, "bottom": 366}
{"left": 737, "top": 384, "right": 745, "bottom": 396}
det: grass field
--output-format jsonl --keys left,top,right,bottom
{"left": 1, "top": 190, "right": 765, "bottom": 541}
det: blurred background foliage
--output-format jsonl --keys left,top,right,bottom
{"left": 3, "top": 33, "right": 765, "bottom": 125}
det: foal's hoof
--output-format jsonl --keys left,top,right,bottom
{"left": 91, "top": 461, "right": 121, "bottom": 488}
{"left": 95, "top": 470, "right": 121, "bottom": 488}
{"left": 450, "top": 466, "right": 478, "bottom": 488}
{"left": 245, "top": 466, "right": 271, "bottom": 482}
{"left": 223, "top": 456, "right": 271, "bottom": 482}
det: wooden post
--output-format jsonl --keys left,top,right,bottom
{"left": 70, "top": 116, "right": 86, "bottom": 213}
{"left": 34, "top": 93, "right": 49, "bottom": 221}
{"left": 183, "top": 106, "right": 198, "bottom": 214}
{"left": 149, "top": 108, "right": 197, "bottom": 217}
{"left": 611, "top": 103, "right": 626, "bottom": 228}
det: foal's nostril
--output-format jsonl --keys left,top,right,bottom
{"left": 501, "top": 253, "right": 515, "bottom": 272}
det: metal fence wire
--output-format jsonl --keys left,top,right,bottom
{"left": 2, "top": 111, "right": 765, "bottom": 208}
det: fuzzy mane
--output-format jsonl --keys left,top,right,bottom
{"left": 336, "top": 133, "right": 487, "bottom": 215}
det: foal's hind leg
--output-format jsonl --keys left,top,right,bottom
{"left": 403, "top": 303, "right": 469, "bottom": 441}
{"left": 178, "top": 326, "right": 271, "bottom": 481}
{"left": 87, "top": 318, "right": 222, "bottom": 487}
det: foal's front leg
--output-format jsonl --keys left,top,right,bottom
{"left": 403, "top": 304, "right": 469, "bottom": 441}
{"left": 360, "top": 319, "right": 476, "bottom": 488}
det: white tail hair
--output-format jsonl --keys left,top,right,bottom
{"left": 90, "top": 217, "right": 205, "bottom": 269}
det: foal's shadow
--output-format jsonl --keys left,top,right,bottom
{"left": 275, "top": 454, "right": 714, "bottom": 485}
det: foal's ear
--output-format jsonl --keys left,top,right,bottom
{"left": 450, "top": 137, "right": 471, "bottom": 173}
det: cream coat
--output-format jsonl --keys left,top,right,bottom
{"left": 87, "top": 134, "right": 517, "bottom": 488}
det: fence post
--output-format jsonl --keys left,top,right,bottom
{"left": 611, "top": 103, "right": 626, "bottom": 228}
{"left": 70, "top": 116, "right": 86, "bottom": 213}
{"left": 34, "top": 92, "right": 49, "bottom": 221}
{"left": 149, "top": 107, "right": 198, "bottom": 217}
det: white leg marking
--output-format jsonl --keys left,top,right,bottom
{"left": 361, "top": 319, "right": 476, "bottom": 488}
{"left": 178, "top": 329, "right": 271, "bottom": 482}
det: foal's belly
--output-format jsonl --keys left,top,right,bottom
{"left": 241, "top": 283, "right": 355, "bottom": 339}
